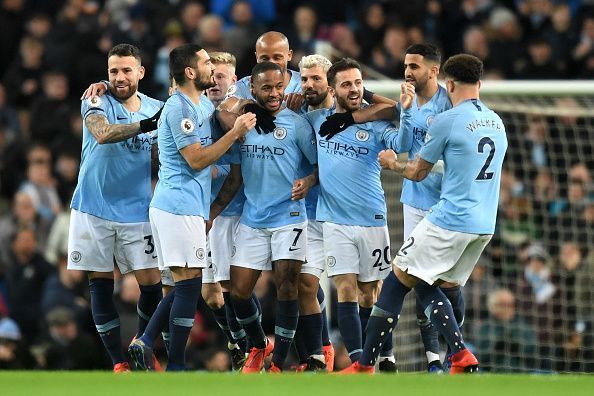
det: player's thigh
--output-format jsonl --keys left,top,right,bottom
{"left": 356, "top": 225, "right": 391, "bottom": 282}
{"left": 232, "top": 223, "right": 272, "bottom": 271}
{"left": 67, "top": 209, "right": 116, "bottom": 273}
{"left": 202, "top": 237, "right": 216, "bottom": 285}
{"left": 301, "top": 220, "right": 324, "bottom": 279}
{"left": 402, "top": 204, "right": 428, "bottom": 241}
{"left": 394, "top": 218, "right": 469, "bottom": 285}
{"left": 210, "top": 215, "right": 240, "bottom": 283}
{"left": 113, "top": 220, "right": 158, "bottom": 275}
{"left": 441, "top": 234, "right": 492, "bottom": 286}
{"left": 323, "top": 222, "right": 359, "bottom": 278}
{"left": 148, "top": 207, "right": 207, "bottom": 269}
{"left": 270, "top": 221, "right": 307, "bottom": 263}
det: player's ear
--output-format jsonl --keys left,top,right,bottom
{"left": 185, "top": 66, "right": 196, "bottom": 81}
{"left": 138, "top": 66, "right": 145, "bottom": 80}
{"left": 287, "top": 49, "right": 293, "bottom": 62}
{"left": 477, "top": 80, "right": 482, "bottom": 90}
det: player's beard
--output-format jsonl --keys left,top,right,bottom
{"left": 304, "top": 89, "right": 328, "bottom": 107}
{"left": 194, "top": 72, "right": 216, "bottom": 91}
{"left": 110, "top": 82, "right": 138, "bottom": 101}
{"left": 335, "top": 91, "right": 361, "bottom": 112}
{"left": 408, "top": 72, "right": 429, "bottom": 92}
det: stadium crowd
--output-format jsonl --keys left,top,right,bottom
{"left": 0, "top": 0, "right": 593, "bottom": 372}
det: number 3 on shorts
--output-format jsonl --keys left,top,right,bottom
{"left": 144, "top": 235, "right": 157, "bottom": 259}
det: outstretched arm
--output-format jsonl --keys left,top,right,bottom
{"left": 85, "top": 114, "right": 142, "bottom": 144}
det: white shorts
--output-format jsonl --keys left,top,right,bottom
{"left": 149, "top": 207, "right": 207, "bottom": 270}
{"left": 323, "top": 222, "right": 391, "bottom": 282}
{"left": 394, "top": 218, "right": 492, "bottom": 286}
{"left": 301, "top": 220, "right": 324, "bottom": 278}
{"left": 67, "top": 209, "right": 157, "bottom": 274}
{"left": 202, "top": 237, "right": 215, "bottom": 284}
{"left": 209, "top": 215, "right": 240, "bottom": 282}
{"left": 403, "top": 204, "right": 429, "bottom": 241}
{"left": 232, "top": 221, "right": 308, "bottom": 271}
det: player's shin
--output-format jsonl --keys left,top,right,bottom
{"left": 271, "top": 300, "right": 299, "bottom": 369}
{"left": 89, "top": 278, "right": 125, "bottom": 365}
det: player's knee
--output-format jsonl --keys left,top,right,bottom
{"left": 202, "top": 290, "right": 224, "bottom": 309}
{"left": 276, "top": 277, "right": 299, "bottom": 300}
{"left": 298, "top": 277, "right": 318, "bottom": 299}
{"left": 230, "top": 283, "right": 252, "bottom": 301}
{"left": 336, "top": 283, "right": 358, "bottom": 302}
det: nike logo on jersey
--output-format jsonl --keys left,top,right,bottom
{"left": 289, "top": 247, "right": 300, "bottom": 252}
{"left": 378, "top": 266, "right": 391, "bottom": 271}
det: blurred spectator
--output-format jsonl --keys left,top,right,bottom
{"left": 179, "top": 0, "right": 205, "bottom": 43}
{"left": 53, "top": 150, "right": 79, "bottom": 207}
{"left": 38, "top": 307, "right": 103, "bottom": 370}
{"left": 0, "top": 315, "right": 33, "bottom": 369}
{"left": 518, "top": 0, "right": 553, "bottom": 39}
{"left": 517, "top": 37, "right": 563, "bottom": 79}
{"left": 210, "top": 0, "right": 275, "bottom": 26}
{"left": 153, "top": 24, "right": 185, "bottom": 100}
{"left": 544, "top": 4, "right": 578, "bottom": 74}
{"left": 572, "top": 14, "right": 594, "bottom": 74}
{"left": 197, "top": 14, "right": 228, "bottom": 53}
{"left": 488, "top": 7, "right": 526, "bottom": 78}
{"left": 286, "top": 4, "right": 320, "bottom": 70}
{"left": 40, "top": 254, "right": 87, "bottom": 318}
{"left": 0, "top": 192, "right": 52, "bottom": 269}
{"left": 3, "top": 36, "right": 45, "bottom": 111}
{"left": 476, "top": 288, "right": 538, "bottom": 372}
{"left": 43, "top": 210, "right": 70, "bottom": 267}
{"left": 115, "top": 273, "right": 140, "bottom": 345}
{"left": 224, "top": 0, "right": 265, "bottom": 73}
{"left": 463, "top": 257, "right": 500, "bottom": 336}
{"left": 25, "top": 13, "right": 52, "bottom": 43}
{"left": 0, "top": 0, "right": 26, "bottom": 78}
{"left": 356, "top": 2, "right": 387, "bottom": 59}
{"left": 370, "top": 25, "right": 407, "bottom": 79}
{"left": 29, "top": 71, "right": 74, "bottom": 146}
{"left": 203, "top": 349, "right": 230, "bottom": 372}
{"left": 462, "top": 25, "right": 500, "bottom": 75}
{"left": 5, "top": 228, "right": 54, "bottom": 342}
{"left": 18, "top": 144, "right": 62, "bottom": 222}
{"left": 328, "top": 23, "right": 361, "bottom": 60}
{"left": 0, "top": 82, "right": 21, "bottom": 138}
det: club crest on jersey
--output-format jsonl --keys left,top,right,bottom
{"left": 327, "top": 256, "right": 336, "bottom": 267}
{"left": 355, "top": 130, "right": 369, "bottom": 142}
{"left": 87, "top": 96, "right": 102, "bottom": 108}
{"left": 196, "top": 248, "right": 205, "bottom": 260}
{"left": 181, "top": 118, "right": 195, "bottom": 134}
{"left": 426, "top": 116, "right": 434, "bottom": 127}
{"left": 70, "top": 251, "right": 82, "bottom": 263}
{"left": 424, "top": 133, "right": 432, "bottom": 143}
{"left": 273, "top": 127, "right": 287, "bottom": 140}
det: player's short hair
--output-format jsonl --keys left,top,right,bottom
{"left": 405, "top": 43, "right": 441, "bottom": 64}
{"left": 108, "top": 44, "right": 142, "bottom": 63}
{"left": 326, "top": 58, "right": 361, "bottom": 88}
{"left": 298, "top": 54, "right": 332, "bottom": 73}
{"left": 442, "top": 54, "right": 483, "bottom": 84}
{"left": 209, "top": 51, "right": 236, "bottom": 74}
{"left": 251, "top": 61, "right": 282, "bottom": 83}
{"left": 169, "top": 43, "right": 204, "bottom": 85}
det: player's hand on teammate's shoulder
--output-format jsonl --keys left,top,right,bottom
{"left": 80, "top": 81, "right": 108, "bottom": 100}
{"left": 378, "top": 149, "right": 398, "bottom": 170}
{"left": 231, "top": 112, "right": 257, "bottom": 139}
{"left": 285, "top": 93, "right": 304, "bottom": 112}
{"left": 243, "top": 103, "right": 276, "bottom": 134}
{"left": 400, "top": 83, "right": 415, "bottom": 110}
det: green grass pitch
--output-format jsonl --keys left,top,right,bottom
{"left": 2, "top": 372, "right": 593, "bottom": 396}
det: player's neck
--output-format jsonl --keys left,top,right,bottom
{"left": 451, "top": 89, "right": 480, "bottom": 107}
{"left": 309, "top": 95, "right": 333, "bottom": 111}
{"left": 121, "top": 93, "right": 141, "bottom": 112}
{"left": 416, "top": 82, "right": 439, "bottom": 107}
{"left": 178, "top": 84, "right": 204, "bottom": 104}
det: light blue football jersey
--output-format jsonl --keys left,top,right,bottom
{"left": 226, "top": 69, "right": 302, "bottom": 100}
{"left": 306, "top": 108, "right": 401, "bottom": 227}
{"left": 239, "top": 107, "right": 317, "bottom": 228}
{"left": 71, "top": 91, "right": 162, "bottom": 223}
{"left": 150, "top": 91, "right": 215, "bottom": 218}
{"left": 216, "top": 146, "right": 245, "bottom": 217}
{"left": 420, "top": 99, "right": 507, "bottom": 234}
{"left": 211, "top": 164, "right": 230, "bottom": 204}
{"left": 398, "top": 85, "right": 451, "bottom": 211}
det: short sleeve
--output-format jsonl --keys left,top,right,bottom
{"left": 418, "top": 113, "right": 451, "bottom": 164}
{"left": 81, "top": 94, "right": 110, "bottom": 120}
{"left": 165, "top": 104, "right": 200, "bottom": 151}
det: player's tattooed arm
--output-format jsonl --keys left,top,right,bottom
{"left": 85, "top": 114, "right": 142, "bottom": 144}
{"left": 209, "top": 164, "right": 242, "bottom": 221}
{"left": 352, "top": 103, "right": 397, "bottom": 123}
{"left": 378, "top": 150, "right": 433, "bottom": 181}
